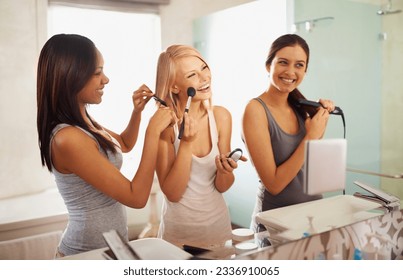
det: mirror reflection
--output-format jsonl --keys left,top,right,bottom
{"left": 194, "top": 0, "right": 402, "bottom": 245}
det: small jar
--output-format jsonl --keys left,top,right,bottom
{"left": 232, "top": 228, "right": 254, "bottom": 245}
{"left": 235, "top": 242, "right": 258, "bottom": 255}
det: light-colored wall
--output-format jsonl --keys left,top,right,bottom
{"left": 159, "top": 0, "right": 254, "bottom": 48}
{"left": 0, "top": 0, "right": 54, "bottom": 199}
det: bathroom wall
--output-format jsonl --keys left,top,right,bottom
{"left": 159, "top": 0, "right": 254, "bottom": 48}
{"left": 0, "top": 0, "right": 54, "bottom": 199}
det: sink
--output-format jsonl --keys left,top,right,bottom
{"left": 255, "top": 195, "right": 384, "bottom": 242}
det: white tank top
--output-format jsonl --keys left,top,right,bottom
{"left": 158, "top": 109, "right": 232, "bottom": 249}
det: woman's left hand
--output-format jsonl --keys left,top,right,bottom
{"left": 318, "top": 98, "right": 335, "bottom": 113}
{"left": 132, "top": 84, "right": 153, "bottom": 113}
{"left": 215, "top": 154, "right": 247, "bottom": 174}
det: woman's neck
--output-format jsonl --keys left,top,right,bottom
{"left": 188, "top": 101, "right": 208, "bottom": 120}
{"left": 263, "top": 87, "right": 289, "bottom": 108}
{"left": 79, "top": 106, "right": 96, "bottom": 129}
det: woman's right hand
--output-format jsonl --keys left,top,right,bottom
{"left": 132, "top": 84, "right": 154, "bottom": 113}
{"left": 305, "top": 107, "right": 329, "bottom": 140}
{"left": 180, "top": 113, "right": 198, "bottom": 142}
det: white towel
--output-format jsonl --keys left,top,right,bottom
{"left": 0, "top": 231, "right": 62, "bottom": 260}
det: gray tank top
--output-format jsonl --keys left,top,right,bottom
{"left": 51, "top": 124, "right": 127, "bottom": 256}
{"left": 251, "top": 98, "right": 322, "bottom": 231}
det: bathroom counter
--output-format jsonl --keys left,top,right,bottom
{"left": 239, "top": 208, "right": 403, "bottom": 260}
{"left": 59, "top": 231, "right": 272, "bottom": 260}
{"left": 59, "top": 209, "right": 403, "bottom": 260}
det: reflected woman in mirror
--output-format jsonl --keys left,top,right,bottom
{"left": 36, "top": 34, "right": 176, "bottom": 257}
{"left": 242, "top": 34, "right": 335, "bottom": 232}
{"left": 153, "top": 45, "right": 247, "bottom": 249}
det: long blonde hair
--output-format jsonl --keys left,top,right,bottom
{"left": 154, "top": 45, "right": 211, "bottom": 118}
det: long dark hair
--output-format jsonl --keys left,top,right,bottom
{"left": 37, "top": 34, "right": 117, "bottom": 171}
{"left": 265, "top": 34, "right": 316, "bottom": 119}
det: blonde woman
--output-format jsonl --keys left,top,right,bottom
{"left": 154, "top": 45, "right": 246, "bottom": 249}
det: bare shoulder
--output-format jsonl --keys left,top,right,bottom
{"left": 212, "top": 105, "right": 231, "bottom": 122}
{"left": 243, "top": 98, "right": 269, "bottom": 131}
{"left": 244, "top": 98, "right": 267, "bottom": 119}
{"left": 244, "top": 98, "right": 265, "bottom": 113}
{"left": 51, "top": 126, "right": 100, "bottom": 173}
{"left": 52, "top": 126, "right": 97, "bottom": 152}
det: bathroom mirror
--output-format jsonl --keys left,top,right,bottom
{"left": 193, "top": 0, "right": 403, "bottom": 245}
{"left": 3, "top": 0, "right": 402, "bottom": 258}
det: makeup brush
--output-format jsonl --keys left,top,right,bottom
{"left": 178, "top": 87, "right": 196, "bottom": 139}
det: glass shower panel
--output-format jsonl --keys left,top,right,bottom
{"left": 293, "top": 0, "right": 383, "bottom": 196}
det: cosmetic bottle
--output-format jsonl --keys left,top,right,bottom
{"left": 353, "top": 248, "right": 362, "bottom": 260}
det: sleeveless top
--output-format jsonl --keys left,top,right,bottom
{"left": 251, "top": 98, "right": 322, "bottom": 232}
{"left": 158, "top": 109, "right": 232, "bottom": 249}
{"left": 51, "top": 124, "right": 127, "bottom": 256}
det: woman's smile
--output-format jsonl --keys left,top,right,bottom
{"left": 279, "top": 77, "right": 296, "bottom": 85}
{"left": 197, "top": 83, "right": 210, "bottom": 93}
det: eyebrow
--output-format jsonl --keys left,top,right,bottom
{"left": 278, "top": 57, "right": 306, "bottom": 64}
{"left": 184, "top": 62, "right": 206, "bottom": 76}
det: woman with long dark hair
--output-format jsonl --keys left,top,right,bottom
{"left": 37, "top": 34, "right": 176, "bottom": 256}
{"left": 242, "top": 34, "right": 335, "bottom": 232}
